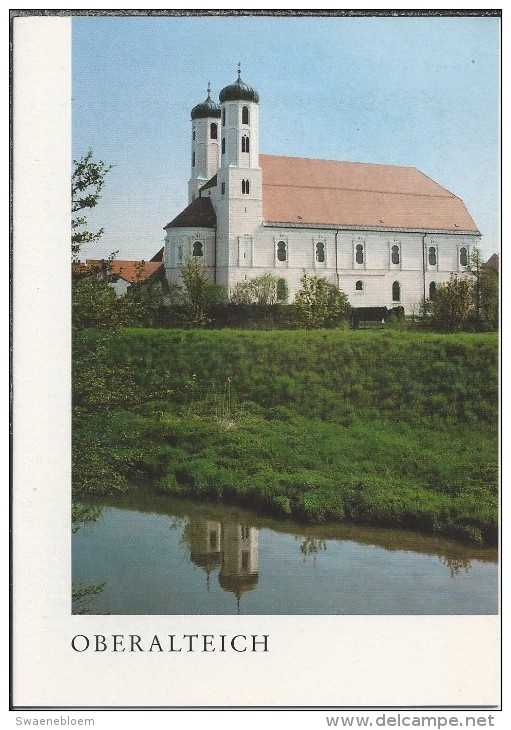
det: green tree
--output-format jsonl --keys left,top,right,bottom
{"left": 72, "top": 149, "right": 113, "bottom": 262}
{"left": 432, "top": 274, "right": 473, "bottom": 332}
{"left": 230, "top": 273, "right": 288, "bottom": 305}
{"left": 468, "top": 248, "right": 499, "bottom": 330}
{"left": 294, "top": 273, "right": 350, "bottom": 328}
{"left": 179, "top": 257, "right": 227, "bottom": 327}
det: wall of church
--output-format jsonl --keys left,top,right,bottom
{"left": 164, "top": 226, "right": 217, "bottom": 287}
{"left": 223, "top": 225, "right": 479, "bottom": 313}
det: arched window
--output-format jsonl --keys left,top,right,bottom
{"left": 221, "top": 181, "right": 225, "bottom": 195}
{"left": 193, "top": 241, "right": 203, "bottom": 257}
{"left": 222, "top": 108, "right": 225, "bottom": 126}
{"left": 391, "top": 244, "right": 400, "bottom": 265}
{"left": 241, "top": 135, "right": 250, "bottom": 153}
{"left": 428, "top": 246, "right": 437, "bottom": 266}
{"left": 429, "top": 281, "right": 437, "bottom": 300}
{"left": 192, "top": 151, "right": 195, "bottom": 167}
{"left": 277, "top": 241, "right": 287, "bottom": 262}
{"left": 242, "top": 179, "right": 250, "bottom": 195}
{"left": 316, "top": 241, "right": 325, "bottom": 263}
{"left": 221, "top": 138, "right": 225, "bottom": 155}
{"left": 355, "top": 280, "right": 363, "bottom": 291}
{"left": 459, "top": 247, "right": 468, "bottom": 267}
{"left": 210, "top": 122, "right": 218, "bottom": 140}
{"left": 355, "top": 243, "right": 364, "bottom": 264}
{"left": 242, "top": 106, "right": 249, "bottom": 125}
{"left": 392, "top": 281, "right": 401, "bottom": 302}
{"left": 192, "top": 128, "right": 195, "bottom": 141}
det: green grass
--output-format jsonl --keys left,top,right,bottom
{"left": 73, "top": 329, "right": 498, "bottom": 545}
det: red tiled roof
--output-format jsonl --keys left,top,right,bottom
{"left": 259, "top": 154, "right": 479, "bottom": 233}
{"left": 164, "top": 196, "right": 216, "bottom": 229}
{"left": 86, "top": 259, "right": 163, "bottom": 283}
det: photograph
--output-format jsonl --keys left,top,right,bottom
{"left": 12, "top": 10, "right": 501, "bottom": 710}
{"left": 70, "top": 12, "right": 499, "bottom": 617}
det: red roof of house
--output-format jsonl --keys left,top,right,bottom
{"left": 259, "top": 154, "right": 479, "bottom": 233}
{"left": 86, "top": 259, "right": 163, "bottom": 283}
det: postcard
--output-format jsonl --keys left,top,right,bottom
{"left": 12, "top": 10, "right": 501, "bottom": 711}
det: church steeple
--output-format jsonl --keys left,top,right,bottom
{"left": 219, "top": 66, "right": 260, "bottom": 169}
{"left": 188, "top": 84, "right": 221, "bottom": 203}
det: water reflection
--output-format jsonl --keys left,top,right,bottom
{"left": 72, "top": 493, "right": 498, "bottom": 615}
{"left": 183, "top": 519, "right": 259, "bottom": 612}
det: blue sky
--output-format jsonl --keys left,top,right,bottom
{"left": 72, "top": 14, "right": 500, "bottom": 261}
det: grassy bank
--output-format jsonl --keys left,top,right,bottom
{"left": 73, "top": 329, "right": 498, "bottom": 544}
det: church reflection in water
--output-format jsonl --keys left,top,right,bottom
{"left": 187, "top": 519, "right": 258, "bottom": 612}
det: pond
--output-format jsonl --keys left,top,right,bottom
{"left": 72, "top": 493, "right": 498, "bottom": 615}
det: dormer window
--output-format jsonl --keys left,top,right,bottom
{"left": 242, "top": 106, "right": 249, "bottom": 125}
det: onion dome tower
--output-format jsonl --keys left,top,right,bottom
{"left": 218, "top": 64, "right": 260, "bottom": 170}
{"left": 188, "top": 83, "right": 221, "bottom": 203}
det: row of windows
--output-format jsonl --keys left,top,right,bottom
{"left": 219, "top": 180, "right": 251, "bottom": 195}
{"left": 221, "top": 136, "right": 250, "bottom": 155}
{"left": 192, "top": 123, "right": 219, "bottom": 142}
{"left": 176, "top": 242, "right": 467, "bottom": 278}
{"left": 222, "top": 106, "right": 250, "bottom": 126}
{"left": 354, "top": 280, "right": 439, "bottom": 301}
{"left": 354, "top": 243, "right": 468, "bottom": 267}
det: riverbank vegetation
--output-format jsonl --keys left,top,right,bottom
{"left": 73, "top": 329, "right": 498, "bottom": 545}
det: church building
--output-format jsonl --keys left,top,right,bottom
{"left": 164, "top": 69, "right": 480, "bottom": 313}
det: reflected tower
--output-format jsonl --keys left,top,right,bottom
{"left": 218, "top": 524, "right": 259, "bottom": 613}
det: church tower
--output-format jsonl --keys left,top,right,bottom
{"left": 214, "top": 66, "right": 263, "bottom": 288}
{"left": 188, "top": 84, "right": 221, "bottom": 203}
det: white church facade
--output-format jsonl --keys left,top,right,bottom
{"left": 164, "top": 71, "right": 480, "bottom": 313}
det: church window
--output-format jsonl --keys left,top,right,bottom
{"left": 459, "top": 247, "right": 468, "bottom": 267}
{"left": 193, "top": 241, "right": 203, "bottom": 257}
{"left": 316, "top": 241, "right": 325, "bottom": 263}
{"left": 242, "top": 179, "right": 250, "bottom": 194}
{"left": 221, "top": 181, "right": 225, "bottom": 195}
{"left": 241, "top": 526, "right": 250, "bottom": 539}
{"left": 428, "top": 246, "right": 437, "bottom": 266}
{"left": 391, "top": 244, "right": 400, "bottom": 265}
{"left": 277, "top": 241, "right": 287, "bottom": 262}
{"left": 222, "top": 108, "right": 225, "bottom": 126}
{"left": 355, "top": 243, "right": 364, "bottom": 265}
{"left": 192, "top": 128, "right": 195, "bottom": 141}
{"left": 175, "top": 244, "right": 183, "bottom": 263}
{"left": 392, "top": 281, "right": 401, "bottom": 302}
{"left": 241, "top": 135, "right": 250, "bottom": 153}
{"left": 210, "top": 122, "right": 218, "bottom": 140}
{"left": 192, "top": 151, "right": 195, "bottom": 167}
{"left": 222, "top": 138, "right": 225, "bottom": 154}
{"left": 355, "top": 280, "right": 363, "bottom": 291}
{"left": 242, "top": 106, "right": 249, "bottom": 125}
{"left": 429, "top": 281, "right": 437, "bottom": 300}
